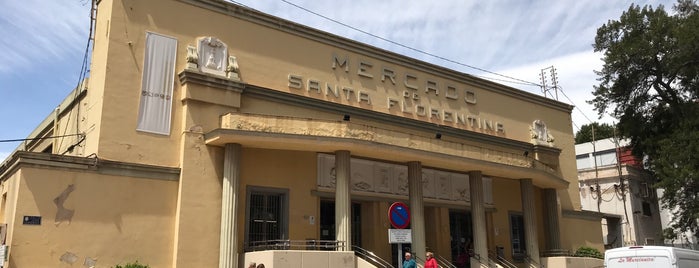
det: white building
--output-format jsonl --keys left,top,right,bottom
{"left": 575, "top": 138, "right": 663, "bottom": 248}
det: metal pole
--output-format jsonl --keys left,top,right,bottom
{"left": 398, "top": 243, "right": 403, "bottom": 268}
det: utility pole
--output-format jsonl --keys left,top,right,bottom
{"left": 539, "top": 66, "right": 559, "bottom": 100}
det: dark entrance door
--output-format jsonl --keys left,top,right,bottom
{"left": 319, "top": 200, "right": 361, "bottom": 249}
{"left": 450, "top": 210, "right": 473, "bottom": 268}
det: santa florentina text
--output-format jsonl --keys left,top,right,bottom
{"left": 287, "top": 54, "right": 505, "bottom": 134}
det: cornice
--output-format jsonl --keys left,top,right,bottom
{"left": 178, "top": 69, "right": 245, "bottom": 92}
{"left": 0, "top": 151, "right": 180, "bottom": 182}
{"left": 562, "top": 209, "right": 604, "bottom": 221}
{"left": 243, "top": 84, "right": 536, "bottom": 152}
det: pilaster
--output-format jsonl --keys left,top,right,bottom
{"left": 469, "top": 171, "right": 488, "bottom": 268}
{"left": 408, "top": 161, "right": 426, "bottom": 259}
{"left": 521, "top": 179, "right": 541, "bottom": 267}
{"left": 219, "top": 143, "right": 241, "bottom": 268}
{"left": 335, "top": 150, "right": 352, "bottom": 251}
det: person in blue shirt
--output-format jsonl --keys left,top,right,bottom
{"left": 403, "top": 252, "right": 416, "bottom": 268}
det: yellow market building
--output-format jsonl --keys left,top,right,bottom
{"left": 0, "top": 0, "right": 604, "bottom": 267}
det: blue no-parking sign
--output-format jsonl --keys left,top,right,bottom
{"left": 388, "top": 202, "right": 410, "bottom": 229}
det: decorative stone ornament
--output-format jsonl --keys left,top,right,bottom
{"left": 186, "top": 45, "right": 198, "bottom": 70}
{"left": 227, "top": 55, "right": 240, "bottom": 81}
{"left": 530, "top": 120, "right": 555, "bottom": 146}
{"left": 197, "top": 36, "right": 228, "bottom": 77}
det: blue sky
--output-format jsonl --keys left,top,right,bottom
{"left": 0, "top": 0, "right": 676, "bottom": 162}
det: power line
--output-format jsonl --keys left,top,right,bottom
{"left": 57, "top": 0, "right": 95, "bottom": 150}
{"left": 557, "top": 85, "right": 596, "bottom": 124}
{"left": 276, "top": 0, "right": 542, "bottom": 87}
{"left": 234, "top": 1, "right": 600, "bottom": 131}
{"left": 0, "top": 134, "right": 84, "bottom": 143}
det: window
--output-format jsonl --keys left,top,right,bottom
{"left": 640, "top": 182, "right": 652, "bottom": 198}
{"left": 509, "top": 213, "right": 525, "bottom": 261}
{"left": 245, "top": 187, "right": 288, "bottom": 250}
{"left": 642, "top": 202, "right": 652, "bottom": 216}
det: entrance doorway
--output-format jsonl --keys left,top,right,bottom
{"left": 450, "top": 210, "right": 473, "bottom": 268}
{"left": 319, "top": 200, "right": 362, "bottom": 249}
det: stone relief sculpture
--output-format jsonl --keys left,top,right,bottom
{"left": 227, "top": 55, "right": 241, "bottom": 81}
{"left": 452, "top": 174, "right": 470, "bottom": 201}
{"left": 186, "top": 45, "right": 198, "bottom": 70}
{"left": 351, "top": 160, "right": 373, "bottom": 191}
{"left": 530, "top": 119, "right": 555, "bottom": 146}
{"left": 328, "top": 167, "right": 336, "bottom": 187}
{"left": 395, "top": 168, "right": 408, "bottom": 195}
{"left": 437, "top": 172, "right": 451, "bottom": 197}
{"left": 422, "top": 170, "right": 434, "bottom": 198}
{"left": 197, "top": 36, "right": 227, "bottom": 77}
{"left": 315, "top": 154, "right": 491, "bottom": 203}
{"left": 374, "top": 164, "right": 392, "bottom": 193}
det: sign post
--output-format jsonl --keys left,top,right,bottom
{"left": 388, "top": 202, "right": 411, "bottom": 268}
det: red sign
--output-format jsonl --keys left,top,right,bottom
{"left": 388, "top": 202, "right": 410, "bottom": 229}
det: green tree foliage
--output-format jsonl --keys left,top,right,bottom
{"left": 574, "top": 123, "right": 616, "bottom": 144}
{"left": 591, "top": 0, "right": 699, "bottom": 234}
{"left": 574, "top": 246, "right": 604, "bottom": 259}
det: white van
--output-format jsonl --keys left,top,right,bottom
{"left": 604, "top": 246, "right": 699, "bottom": 268}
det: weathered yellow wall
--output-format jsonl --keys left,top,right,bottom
{"left": 171, "top": 130, "right": 224, "bottom": 268}
{"left": 560, "top": 216, "right": 604, "bottom": 253}
{"left": 94, "top": 0, "right": 575, "bottom": 171}
{"left": 83, "top": 0, "right": 114, "bottom": 158}
{"left": 7, "top": 167, "right": 177, "bottom": 268}
{"left": 238, "top": 148, "right": 318, "bottom": 247}
{"left": 425, "top": 206, "right": 452, "bottom": 260}
{"left": 360, "top": 201, "right": 391, "bottom": 261}
{"left": 74, "top": 0, "right": 592, "bottom": 266}
{"left": 0, "top": 171, "right": 20, "bottom": 268}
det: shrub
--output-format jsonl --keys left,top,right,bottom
{"left": 113, "top": 261, "right": 150, "bottom": 268}
{"left": 574, "top": 246, "right": 603, "bottom": 259}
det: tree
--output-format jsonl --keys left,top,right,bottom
{"left": 574, "top": 123, "right": 616, "bottom": 144}
{"left": 591, "top": 0, "right": 699, "bottom": 234}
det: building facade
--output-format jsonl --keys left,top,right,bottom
{"left": 575, "top": 138, "right": 663, "bottom": 248}
{"left": 0, "top": 0, "right": 603, "bottom": 267}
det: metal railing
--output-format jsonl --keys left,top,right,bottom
{"left": 435, "top": 254, "right": 457, "bottom": 268}
{"left": 414, "top": 255, "right": 458, "bottom": 268}
{"left": 524, "top": 255, "right": 543, "bottom": 268}
{"left": 246, "top": 239, "right": 344, "bottom": 252}
{"left": 471, "top": 252, "right": 497, "bottom": 268}
{"left": 352, "top": 245, "right": 394, "bottom": 268}
{"left": 488, "top": 250, "right": 516, "bottom": 268}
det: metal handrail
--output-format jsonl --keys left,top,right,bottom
{"left": 352, "top": 245, "right": 394, "bottom": 268}
{"left": 246, "top": 239, "right": 345, "bottom": 251}
{"left": 414, "top": 255, "right": 458, "bottom": 268}
{"left": 488, "top": 250, "right": 517, "bottom": 268}
{"left": 435, "top": 254, "right": 457, "bottom": 268}
{"left": 471, "top": 252, "right": 497, "bottom": 268}
{"left": 524, "top": 255, "right": 543, "bottom": 268}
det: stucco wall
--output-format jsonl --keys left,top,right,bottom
{"left": 560, "top": 215, "right": 604, "bottom": 254}
{"left": 6, "top": 167, "right": 177, "bottom": 268}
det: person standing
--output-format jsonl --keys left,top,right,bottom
{"left": 403, "top": 252, "right": 416, "bottom": 268}
{"left": 424, "top": 251, "right": 438, "bottom": 268}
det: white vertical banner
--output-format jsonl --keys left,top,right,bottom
{"left": 136, "top": 32, "right": 177, "bottom": 135}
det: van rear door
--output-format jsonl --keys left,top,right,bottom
{"left": 605, "top": 247, "right": 677, "bottom": 268}
{"left": 606, "top": 255, "right": 672, "bottom": 268}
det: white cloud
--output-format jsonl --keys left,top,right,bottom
{"left": 0, "top": 0, "right": 90, "bottom": 74}
{"left": 0, "top": 152, "right": 9, "bottom": 164}
{"left": 486, "top": 50, "right": 617, "bottom": 130}
{"left": 236, "top": 0, "right": 675, "bottom": 132}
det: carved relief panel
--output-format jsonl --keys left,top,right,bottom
{"left": 316, "top": 154, "right": 488, "bottom": 204}
{"left": 198, "top": 36, "right": 228, "bottom": 77}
